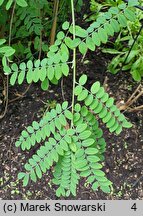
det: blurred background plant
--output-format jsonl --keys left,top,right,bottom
{"left": 103, "top": 8, "right": 143, "bottom": 82}
{"left": 85, "top": 0, "right": 143, "bottom": 82}
{"left": 0, "top": 0, "right": 83, "bottom": 61}
{"left": 0, "top": 0, "right": 83, "bottom": 119}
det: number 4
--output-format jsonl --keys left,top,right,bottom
{"left": 131, "top": 203, "right": 137, "bottom": 211}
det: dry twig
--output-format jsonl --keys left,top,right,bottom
{"left": 118, "top": 84, "right": 143, "bottom": 112}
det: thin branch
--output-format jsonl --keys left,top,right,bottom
{"left": 126, "top": 84, "right": 141, "bottom": 105}
{"left": 127, "top": 90, "right": 143, "bottom": 107}
{"left": 38, "top": 8, "right": 42, "bottom": 60}
{"left": 71, "top": 0, "right": 76, "bottom": 127}
{"left": 118, "top": 85, "right": 143, "bottom": 111}
{"left": 128, "top": 105, "right": 143, "bottom": 112}
{"left": 50, "top": 0, "right": 59, "bottom": 45}
{"left": 9, "top": 84, "right": 31, "bottom": 104}
{"left": 0, "top": 1, "right": 16, "bottom": 119}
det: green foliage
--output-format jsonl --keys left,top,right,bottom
{"left": 15, "top": 102, "right": 70, "bottom": 150}
{"left": 75, "top": 75, "right": 132, "bottom": 134}
{"left": 16, "top": 75, "right": 132, "bottom": 197}
{"left": 89, "top": 0, "right": 143, "bottom": 81}
{"left": 0, "top": 39, "right": 15, "bottom": 73}
{"left": 0, "top": 0, "right": 134, "bottom": 197}
{"left": 3, "top": 1, "right": 137, "bottom": 89}
{"left": 88, "top": 0, "right": 123, "bottom": 21}
{"left": 102, "top": 9, "right": 143, "bottom": 81}
{"left": 0, "top": 0, "right": 28, "bottom": 9}
{"left": 0, "top": 40, "right": 15, "bottom": 57}
{"left": 0, "top": 0, "right": 78, "bottom": 60}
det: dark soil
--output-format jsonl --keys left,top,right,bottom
{"left": 0, "top": 50, "right": 143, "bottom": 200}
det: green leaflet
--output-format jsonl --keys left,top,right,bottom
{"left": 69, "top": 142, "right": 77, "bottom": 152}
{"left": 74, "top": 103, "right": 81, "bottom": 112}
{"left": 87, "top": 175, "right": 95, "bottom": 183}
{"left": 109, "top": 6, "right": 119, "bottom": 15}
{"left": 93, "top": 170, "right": 105, "bottom": 177}
{"left": 106, "top": 98, "right": 114, "bottom": 108}
{"left": 82, "top": 138, "right": 95, "bottom": 147}
{"left": 0, "top": 0, "right": 4, "bottom": 6}
{"left": 16, "top": 0, "right": 28, "bottom": 7}
{"left": 57, "top": 31, "right": 65, "bottom": 40}
{"left": 62, "top": 101, "right": 68, "bottom": 110}
{"left": 6, "top": 0, "right": 13, "bottom": 10}
{"left": 85, "top": 94, "right": 94, "bottom": 106}
{"left": 32, "top": 121, "right": 39, "bottom": 130}
{"left": 94, "top": 103, "right": 103, "bottom": 114}
{"left": 74, "top": 85, "right": 83, "bottom": 95}
{"left": 92, "top": 181, "right": 99, "bottom": 191}
{"left": 79, "top": 74, "right": 87, "bottom": 85}
{"left": 61, "top": 63, "right": 69, "bottom": 76}
{"left": 0, "top": 46, "right": 15, "bottom": 57}
{"left": 23, "top": 174, "right": 29, "bottom": 186}
{"left": 35, "top": 165, "right": 42, "bottom": 179}
{"left": 90, "top": 98, "right": 98, "bottom": 110}
{"left": 75, "top": 26, "right": 88, "bottom": 38}
{"left": 62, "top": 21, "right": 70, "bottom": 30}
{"left": 86, "top": 36, "right": 95, "bottom": 51}
{"left": 47, "top": 66, "right": 54, "bottom": 81}
{"left": 77, "top": 89, "right": 88, "bottom": 101}
{"left": 98, "top": 28, "right": 108, "bottom": 44}
{"left": 87, "top": 156, "right": 100, "bottom": 163}
{"left": 59, "top": 114, "right": 67, "bottom": 126}
{"left": 91, "top": 81, "right": 100, "bottom": 94}
{"left": 104, "top": 23, "right": 114, "bottom": 37}
{"left": 100, "top": 185, "right": 111, "bottom": 193}
{"left": 92, "top": 32, "right": 101, "bottom": 46}
{"left": 41, "top": 78, "right": 49, "bottom": 91}
{"left": 122, "top": 121, "right": 132, "bottom": 128}
{"left": 64, "top": 110, "right": 73, "bottom": 120}
{"left": 96, "top": 87, "right": 105, "bottom": 98}
{"left": 10, "top": 72, "right": 18, "bottom": 86}
{"left": 128, "top": 0, "right": 139, "bottom": 7}
{"left": 117, "top": 14, "right": 127, "bottom": 27}
{"left": 78, "top": 130, "right": 92, "bottom": 140}
{"left": 18, "top": 172, "right": 25, "bottom": 180}
{"left": 56, "top": 104, "right": 62, "bottom": 114}
{"left": 79, "top": 41, "right": 87, "bottom": 55}
{"left": 65, "top": 37, "right": 81, "bottom": 49}
{"left": 85, "top": 148, "right": 99, "bottom": 155}
{"left": 76, "top": 123, "right": 87, "bottom": 133}
{"left": 80, "top": 170, "right": 91, "bottom": 177}
{"left": 90, "top": 163, "right": 103, "bottom": 169}
{"left": 55, "top": 65, "right": 62, "bottom": 80}
{"left": 110, "top": 19, "right": 120, "bottom": 33}
{"left": 30, "top": 170, "right": 37, "bottom": 182}
{"left": 124, "top": 8, "right": 136, "bottom": 22}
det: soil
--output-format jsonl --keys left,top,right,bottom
{"left": 0, "top": 49, "right": 143, "bottom": 200}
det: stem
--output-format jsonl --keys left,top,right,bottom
{"left": 0, "top": 1, "right": 16, "bottom": 119}
{"left": 71, "top": 0, "right": 76, "bottom": 126}
{"left": 50, "top": 0, "right": 59, "bottom": 45}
